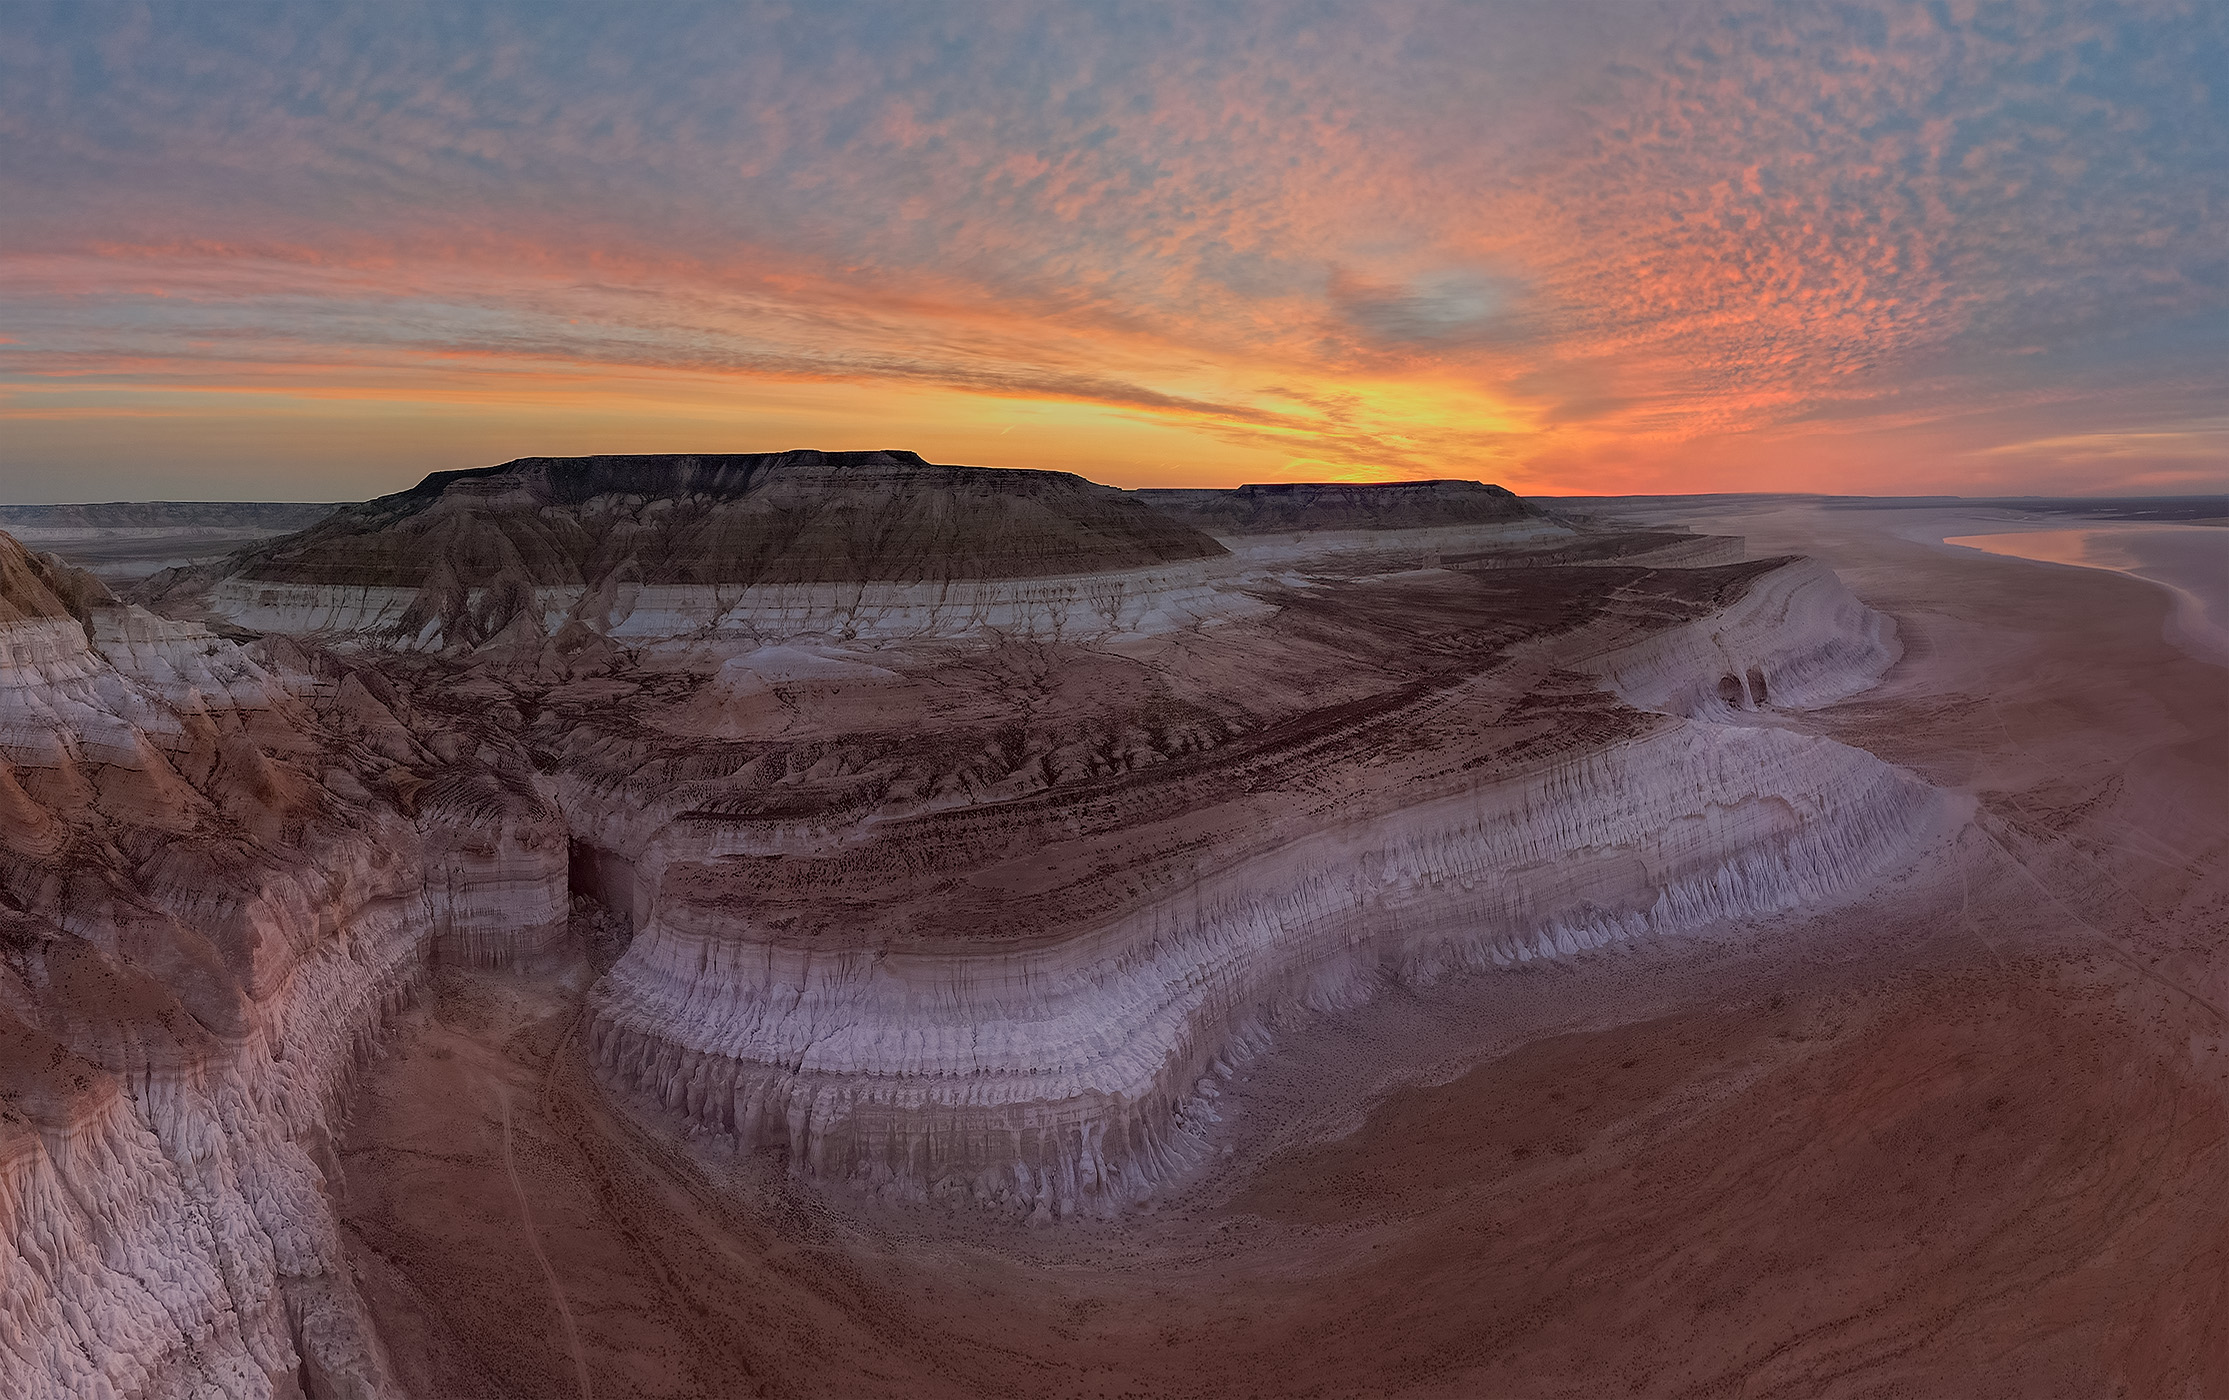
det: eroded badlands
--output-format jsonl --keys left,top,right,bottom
{"left": 2, "top": 455, "right": 2221, "bottom": 1397}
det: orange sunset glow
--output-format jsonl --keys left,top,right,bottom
{"left": 2, "top": 2, "right": 2224, "bottom": 501}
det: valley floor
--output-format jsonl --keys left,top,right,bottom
{"left": 335, "top": 502, "right": 2229, "bottom": 1398}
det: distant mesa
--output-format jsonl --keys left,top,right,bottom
{"left": 1133, "top": 479, "right": 1551, "bottom": 534}
{"left": 0, "top": 502, "right": 346, "bottom": 586}
{"left": 199, "top": 450, "right": 1241, "bottom": 650}
{"left": 0, "top": 501, "right": 340, "bottom": 532}
{"left": 233, "top": 450, "right": 1226, "bottom": 591}
{"left": 156, "top": 455, "right": 1583, "bottom": 652}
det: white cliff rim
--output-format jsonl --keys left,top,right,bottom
{"left": 2, "top": 466, "right": 1961, "bottom": 1394}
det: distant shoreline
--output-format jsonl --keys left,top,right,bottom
{"left": 1937, "top": 521, "right": 2229, "bottom": 668}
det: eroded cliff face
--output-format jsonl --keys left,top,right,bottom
{"left": 7, "top": 464, "right": 1964, "bottom": 1390}
{"left": 192, "top": 451, "right": 1241, "bottom": 651}
{"left": 1133, "top": 478, "right": 1552, "bottom": 534}
{"left": 0, "top": 538, "right": 565, "bottom": 1399}
{"left": 590, "top": 725, "right": 1956, "bottom": 1216}
{"left": 205, "top": 561, "right": 1264, "bottom": 654}
{"left": 571, "top": 554, "right": 1951, "bottom": 1217}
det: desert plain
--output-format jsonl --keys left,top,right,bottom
{"left": 0, "top": 458, "right": 2222, "bottom": 1398}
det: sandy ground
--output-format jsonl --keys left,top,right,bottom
{"left": 335, "top": 500, "right": 2229, "bottom": 1398}
{"left": 1936, "top": 522, "right": 2229, "bottom": 667}
{"left": 8, "top": 527, "right": 307, "bottom": 581}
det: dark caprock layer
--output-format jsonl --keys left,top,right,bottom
{"left": 1133, "top": 479, "right": 1551, "bottom": 534}
{"left": 229, "top": 450, "right": 1228, "bottom": 590}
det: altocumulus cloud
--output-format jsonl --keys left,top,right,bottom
{"left": 0, "top": 0, "right": 2221, "bottom": 497}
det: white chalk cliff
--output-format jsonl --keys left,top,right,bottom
{"left": 581, "top": 550, "right": 1950, "bottom": 1217}
{"left": 0, "top": 539, "right": 564, "bottom": 1399}
{"left": 3, "top": 458, "right": 1962, "bottom": 1391}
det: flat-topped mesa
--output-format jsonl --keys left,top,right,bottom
{"left": 206, "top": 450, "right": 1243, "bottom": 649}
{"left": 0, "top": 502, "right": 340, "bottom": 532}
{"left": 244, "top": 450, "right": 1225, "bottom": 588}
{"left": 1134, "top": 478, "right": 1553, "bottom": 534}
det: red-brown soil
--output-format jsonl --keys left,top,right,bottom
{"left": 335, "top": 503, "right": 2229, "bottom": 1397}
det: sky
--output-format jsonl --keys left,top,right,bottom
{"left": 1, "top": 1, "right": 2223, "bottom": 502}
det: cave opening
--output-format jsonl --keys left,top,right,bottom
{"left": 568, "top": 838, "right": 642, "bottom": 970}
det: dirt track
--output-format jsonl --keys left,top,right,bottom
{"left": 498, "top": 1085, "right": 592, "bottom": 1400}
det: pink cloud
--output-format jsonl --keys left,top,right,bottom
{"left": 1, "top": 1, "right": 2221, "bottom": 497}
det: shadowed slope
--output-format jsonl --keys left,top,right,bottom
{"left": 234, "top": 450, "right": 1227, "bottom": 590}
{"left": 0, "top": 523, "right": 578, "bottom": 1399}
{"left": 1134, "top": 479, "right": 1550, "bottom": 534}
{"left": 0, "top": 538, "right": 113, "bottom": 629}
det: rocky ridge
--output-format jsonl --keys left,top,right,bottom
{"left": 1133, "top": 479, "right": 1549, "bottom": 534}
{"left": 0, "top": 534, "right": 565, "bottom": 1399}
{"left": 576, "top": 552, "right": 1946, "bottom": 1215}
{"left": 2, "top": 458, "right": 1960, "bottom": 1392}
{"left": 197, "top": 452, "right": 1234, "bottom": 651}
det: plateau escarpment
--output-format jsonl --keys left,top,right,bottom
{"left": 0, "top": 533, "right": 565, "bottom": 1398}
{"left": 1134, "top": 478, "right": 1548, "bottom": 534}
{"left": 5, "top": 458, "right": 1959, "bottom": 1393}
{"left": 198, "top": 451, "right": 1238, "bottom": 650}
{"left": 1134, "top": 477, "right": 1584, "bottom": 574}
{"left": 569, "top": 551, "right": 1944, "bottom": 1215}
{"left": 1, "top": 503, "right": 342, "bottom": 585}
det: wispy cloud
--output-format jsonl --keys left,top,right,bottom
{"left": 0, "top": 0, "right": 2221, "bottom": 499}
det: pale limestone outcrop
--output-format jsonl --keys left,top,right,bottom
{"left": 0, "top": 907, "right": 424, "bottom": 1400}
{"left": 88, "top": 606, "right": 286, "bottom": 714}
{"left": 1575, "top": 556, "right": 1899, "bottom": 717}
{"left": 206, "top": 560, "right": 1268, "bottom": 650}
{"left": 0, "top": 533, "right": 566, "bottom": 1399}
{"left": 0, "top": 1051, "right": 294, "bottom": 1400}
{"left": 589, "top": 720, "right": 1956, "bottom": 1217}
{"left": 573, "top": 538, "right": 1941, "bottom": 1217}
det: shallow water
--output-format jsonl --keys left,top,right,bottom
{"left": 1943, "top": 523, "right": 2229, "bottom": 667}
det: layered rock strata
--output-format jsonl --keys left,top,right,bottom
{"left": 207, "top": 562, "right": 1254, "bottom": 652}
{"left": 562, "top": 548, "right": 1952, "bottom": 1217}
{"left": 0, "top": 534, "right": 564, "bottom": 1398}
{"left": 3, "top": 462, "right": 1964, "bottom": 1391}
{"left": 590, "top": 723, "right": 1952, "bottom": 1215}
{"left": 1134, "top": 478, "right": 1550, "bottom": 534}
{"left": 198, "top": 451, "right": 1239, "bottom": 650}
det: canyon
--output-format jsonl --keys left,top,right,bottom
{"left": 1, "top": 456, "right": 2220, "bottom": 1396}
